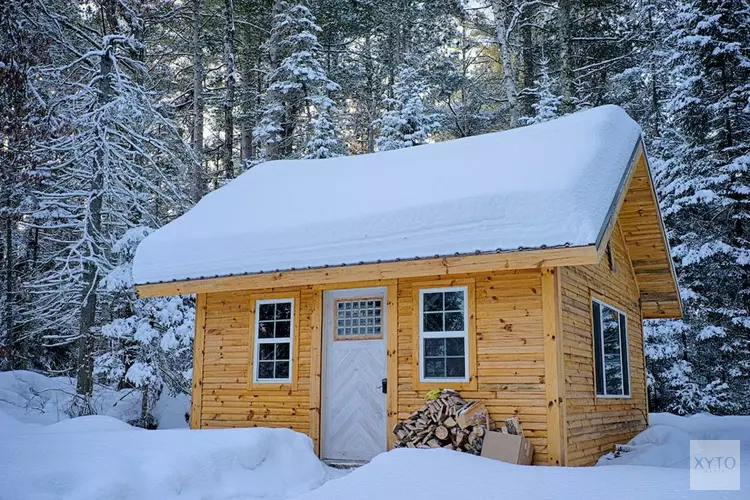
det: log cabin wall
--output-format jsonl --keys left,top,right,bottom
{"left": 191, "top": 269, "right": 551, "bottom": 464}
{"left": 559, "top": 221, "right": 649, "bottom": 466}
{"left": 395, "top": 270, "right": 550, "bottom": 464}
{"left": 194, "top": 286, "right": 317, "bottom": 434}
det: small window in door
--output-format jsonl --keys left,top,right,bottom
{"left": 334, "top": 298, "right": 383, "bottom": 340}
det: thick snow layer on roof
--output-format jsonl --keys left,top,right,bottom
{"left": 133, "top": 105, "right": 642, "bottom": 285}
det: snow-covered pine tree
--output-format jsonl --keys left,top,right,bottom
{"left": 304, "top": 95, "right": 345, "bottom": 159}
{"left": 97, "top": 228, "right": 194, "bottom": 428}
{"left": 254, "top": 2, "right": 342, "bottom": 161}
{"left": 520, "top": 58, "right": 562, "bottom": 125}
{"left": 0, "top": 0, "right": 51, "bottom": 370}
{"left": 27, "top": 0, "right": 190, "bottom": 415}
{"left": 376, "top": 65, "right": 440, "bottom": 151}
{"left": 652, "top": 0, "right": 750, "bottom": 414}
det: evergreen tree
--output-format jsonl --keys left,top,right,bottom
{"left": 304, "top": 96, "right": 345, "bottom": 159}
{"left": 27, "top": 0, "right": 190, "bottom": 415}
{"left": 520, "top": 58, "right": 562, "bottom": 125}
{"left": 254, "top": 2, "right": 342, "bottom": 160}
{"left": 651, "top": 0, "right": 750, "bottom": 414}
{"left": 97, "top": 228, "right": 194, "bottom": 428}
{"left": 376, "top": 65, "right": 440, "bottom": 151}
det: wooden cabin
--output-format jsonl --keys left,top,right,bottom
{"left": 134, "top": 105, "right": 681, "bottom": 466}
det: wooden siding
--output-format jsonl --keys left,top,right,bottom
{"left": 560, "top": 222, "right": 649, "bottom": 466}
{"left": 196, "top": 287, "right": 316, "bottom": 434}
{"left": 192, "top": 271, "right": 551, "bottom": 464}
{"left": 192, "top": 251, "right": 649, "bottom": 467}
{"left": 396, "top": 270, "right": 550, "bottom": 465}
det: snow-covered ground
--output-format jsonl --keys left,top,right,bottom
{"left": 0, "top": 416, "right": 342, "bottom": 500}
{"left": 1, "top": 372, "right": 746, "bottom": 500}
{"left": 0, "top": 370, "right": 189, "bottom": 429}
{"left": 295, "top": 413, "right": 748, "bottom": 500}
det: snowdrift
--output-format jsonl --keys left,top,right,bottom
{"left": 597, "top": 412, "right": 750, "bottom": 468}
{"left": 296, "top": 413, "right": 748, "bottom": 500}
{"left": 0, "top": 370, "right": 189, "bottom": 429}
{"left": 0, "top": 417, "right": 338, "bottom": 500}
{"left": 295, "top": 446, "right": 744, "bottom": 500}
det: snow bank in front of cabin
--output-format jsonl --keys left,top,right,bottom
{"left": 0, "top": 416, "right": 340, "bottom": 500}
{"left": 597, "top": 412, "right": 750, "bottom": 468}
{"left": 296, "top": 413, "right": 748, "bottom": 500}
{"left": 293, "top": 447, "right": 740, "bottom": 500}
{"left": 0, "top": 370, "right": 189, "bottom": 429}
{"left": 133, "top": 106, "right": 642, "bottom": 285}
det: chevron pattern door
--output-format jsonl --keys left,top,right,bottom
{"left": 322, "top": 288, "right": 387, "bottom": 463}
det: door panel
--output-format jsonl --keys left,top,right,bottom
{"left": 322, "top": 288, "right": 387, "bottom": 463}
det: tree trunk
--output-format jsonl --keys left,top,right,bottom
{"left": 191, "top": 0, "right": 205, "bottom": 203}
{"left": 76, "top": 42, "right": 112, "bottom": 413}
{"left": 520, "top": 4, "right": 537, "bottom": 118}
{"left": 557, "top": 0, "right": 575, "bottom": 112}
{"left": 223, "top": 0, "right": 236, "bottom": 179}
{"left": 3, "top": 213, "right": 14, "bottom": 369}
{"left": 492, "top": 1, "right": 518, "bottom": 128}
{"left": 364, "top": 35, "right": 376, "bottom": 153}
{"left": 260, "top": 0, "right": 283, "bottom": 161}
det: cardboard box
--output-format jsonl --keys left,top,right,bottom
{"left": 480, "top": 431, "right": 534, "bottom": 465}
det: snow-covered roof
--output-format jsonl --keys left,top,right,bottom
{"left": 133, "top": 105, "right": 642, "bottom": 286}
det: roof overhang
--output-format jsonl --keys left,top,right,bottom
{"left": 596, "top": 140, "right": 682, "bottom": 319}
{"left": 136, "top": 243, "right": 599, "bottom": 298}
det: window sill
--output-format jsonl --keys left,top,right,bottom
{"left": 247, "top": 381, "right": 295, "bottom": 392}
{"left": 595, "top": 394, "right": 631, "bottom": 400}
{"left": 413, "top": 378, "right": 477, "bottom": 391}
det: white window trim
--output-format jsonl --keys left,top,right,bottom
{"left": 253, "top": 298, "right": 294, "bottom": 384}
{"left": 592, "top": 297, "right": 631, "bottom": 398}
{"left": 419, "top": 286, "right": 470, "bottom": 383}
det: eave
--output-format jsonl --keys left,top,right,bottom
{"left": 136, "top": 244, "right": 599, "bottom": 298}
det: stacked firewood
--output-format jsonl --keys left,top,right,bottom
{"left": 392, "top": 389, "right": 492, "bottom": 454}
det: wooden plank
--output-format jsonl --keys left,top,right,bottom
{"left": 386, "top": 284, "right": 398, "bottom": 450}
{"left": 309, "top": 290, "right": 323, "bottom": 455}
{"left": 136, "top": 245, "right": 598, "bottom": 297}
{"left": 541, "top": 268, "right": 567, "bottom": 466}
{"left": 191, "top": 293, "right": 207, "bottom": 429}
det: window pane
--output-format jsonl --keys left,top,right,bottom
{"left": 275, "top": 320, "right": 291, "bottom": 338}
{"left": 275, "top": 361, "right": 290, "bottom": 379}
{"left": 445, "top": 312, "right": 464, "bottom": 331}
{"left": 424, "top": 358, "right": 446, "bottom": 378}
{"left": 275, "top": 342, "right": 290, "bottom": 361}
{"left": 601, "top": 305, "right": 624, "bottom": 395}
{"left": 276, "top": 302, "right": 291, "bottom": 320}
{"left": 424, "top": 338, "right": 446, "bottom": 357}
{"left": 259, "top": 344, "right": 275, "bottom": 361}
{"left": 423, "top": 312, "right": 443, "bottom": 332}
{"left": 259, "top": 303, "right": 275, "bottom": 321}
{"left": 446, "top": 337, "right": 465, "bottom": 356}
{"left": 258, "top": 361, "right": 274, "bottom": 379}
{"left": 446, "top": 357, "right": 465, "bottom": 378}
{"left": 444, "top": 291, "right": 464, "bottom": 311}
{"left": 258, "top": 321, "right": 274, "bottom": 339}
{"left": 423, "top": 293, "right": 443, "bottom": 312}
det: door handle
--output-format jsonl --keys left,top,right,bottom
{"left": 380, "top": 378, "right": 387, "bottom": 394}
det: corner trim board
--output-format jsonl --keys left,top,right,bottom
{"left": 190, "top": 293, "right": 207, "bottom": 429}
{"left": 542, "top": 268, "right": 567, "bottom": 465}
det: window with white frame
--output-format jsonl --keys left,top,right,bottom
{"left": 592, "top": 299, "right": 630, "bottom": 397}
{"left": 419, "top": 287, "right": 469, "bottom": 382}
{"left": 254, "top": 299, "right": 293, "bottom": 382}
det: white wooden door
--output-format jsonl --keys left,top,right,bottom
{"left": 322, "top": 287, "right": 387, "bottom": 463}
